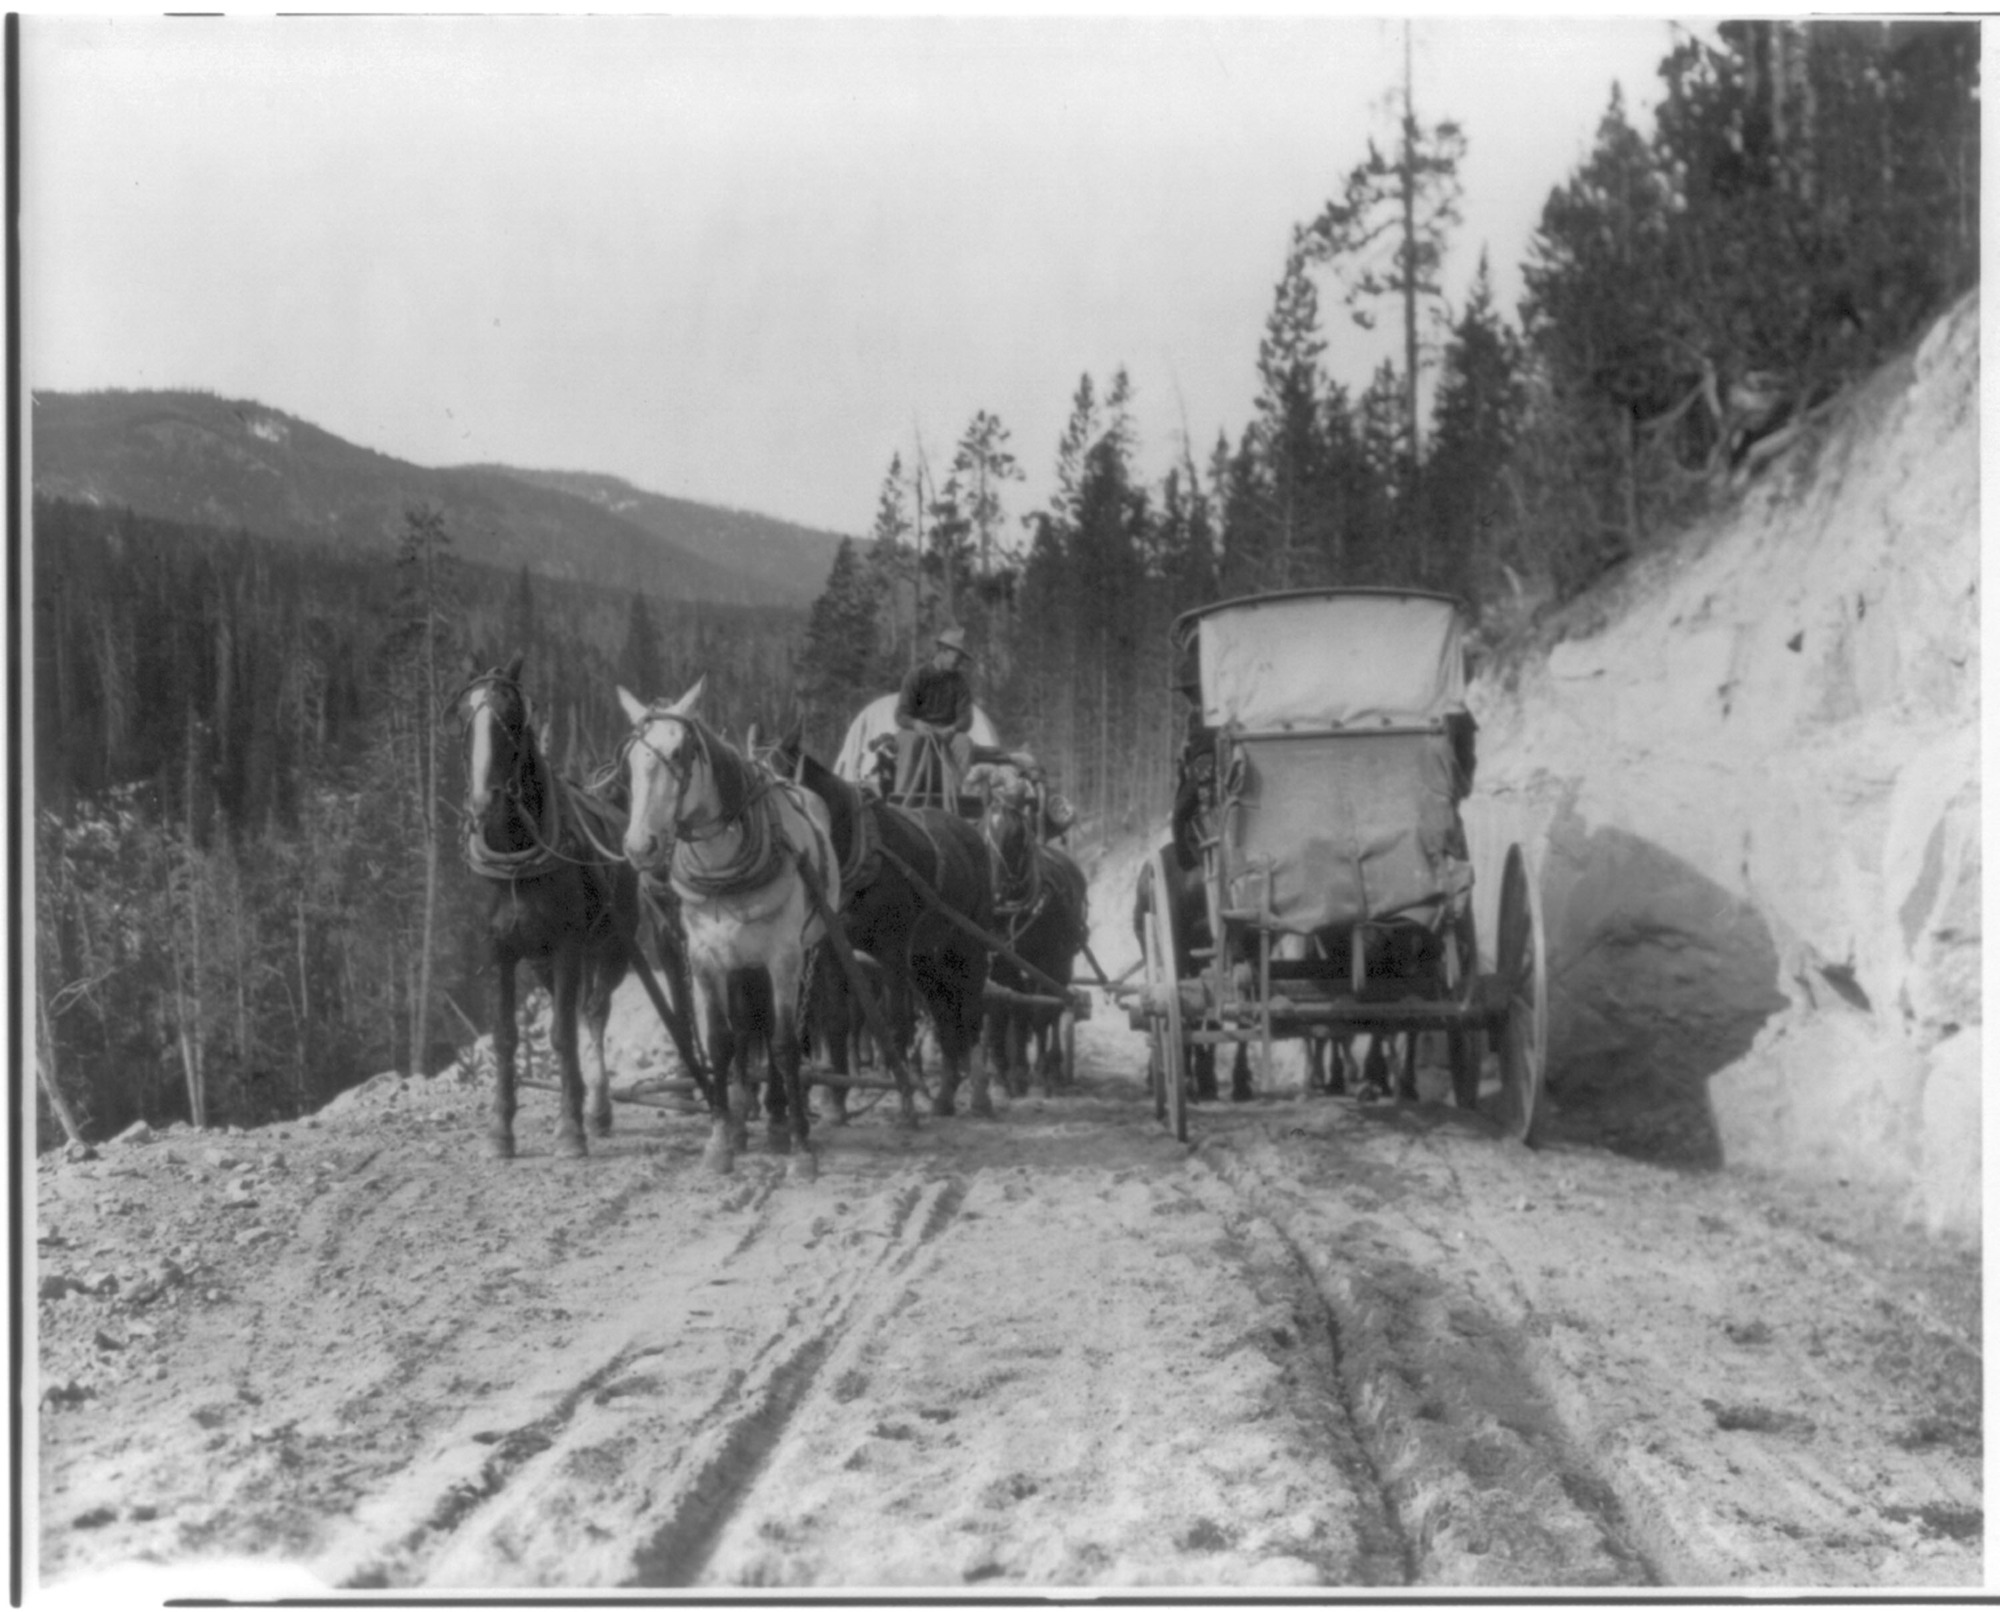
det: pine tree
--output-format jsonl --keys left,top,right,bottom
{"left": 922, "top": 473, "right": 975, "bottom": 627}
{"left": 951, "top": 411, "right": 1025, "bottom": 579}
{"left": 1521, "top": 84, "right": 1678, "bottom": 557}
{"left": 617, "top": 590, "right": 664, "bottom": 702}
{"left": 1356, "top": 362, "right": 1410, "bottom": 583}
{"left": 387, "top": 504, "right": 459, "bottom": 1081}
{"left": 1303, "top": 27, "right": 1466, "bottom": 498}
{"left": 798, "top": 538, "right": 885, "bottom": 754}
{"left": 503, "top": 563, "right": 538, "bottom": 659}
{"left": 1425, "top": 254, "right": 1523, "bottom": 593}
{"left": 1252, "top": 235, "right": 1333, "bottom": 588}
{"left": 1051, "top": 374, "right": 1100, "bottom": 527}
{"left": 865, "top": 453, "right": 917, "bottom": 672}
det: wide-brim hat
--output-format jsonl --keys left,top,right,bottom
{"left": 935, "top": 626, "right": 973, "bottom": 663}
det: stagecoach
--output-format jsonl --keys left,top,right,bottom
{"left": 1126, "top": 588, "right": 1547, "bottom": 1145}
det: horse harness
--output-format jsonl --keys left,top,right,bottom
{"left": 624, "top": 707, "right": 832, "bottom": 906}
{"left": 458, "top": 667, "right": 624, "bottom": 886}
{"left": 986, "top": 805, "right": 1058, "bottom": 945}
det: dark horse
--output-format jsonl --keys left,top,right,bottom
{"left": 972, "top": 762, "right": 1089, "bottom": 1096}
{"left": 761, "top": 725, "right": 997, "bottom": 1121}
{"left": 459, "top": 653, "right": 698, "bottom": 1159}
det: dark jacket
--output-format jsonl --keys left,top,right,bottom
{"left": 895, "top": 663, "right": 974, "bottom": 733}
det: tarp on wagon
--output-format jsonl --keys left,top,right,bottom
{"left": 1219, "top": 730, "right": 1470, "bottom": 933}
{"left": 1188, "top": 591, "right": 1466, "bottom": 731}
{"left": 832, "top": 693, "right": 1001, "bottom": 784}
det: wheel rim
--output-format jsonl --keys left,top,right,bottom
{"left": 1149, "top": 849, "right": 1190, "bottom": 1143}
{"left": 1142, "top": 915, "right": 1168, "bottom": 1120}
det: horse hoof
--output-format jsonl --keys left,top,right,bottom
{"left": 768, "top": 1127, "right": 793, "bottom": 1156}
{"left": 894, "top": 1108, "right": 922, "bottom": 1132}
{"left": 931, "top": 1096, "right": 956, "bottom": 1119}
{"left": 703, "top": 1140, "right": 735, "bottom": 1174}
{"left": 556, "top": 1132, "right": 588, "bottom": 1159}
{"left": 590, "top": 1112, "right": 614, "bottom": 1138}
{"left": 488, "top": 1134, "right": 516, "bottom": 1161}
{"left": 788, "top": 1151, "right": 818, "bottom": 1183}
{"left": 970, "top": 1097, "right": 996, "bottom": 1120}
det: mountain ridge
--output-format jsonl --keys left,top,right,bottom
{"left": 30, "top": 388, "right": 848, "bottom": 608}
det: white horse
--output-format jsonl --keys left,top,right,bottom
{"left": 617, "top": 680, "right": 839, "bottom": 1178}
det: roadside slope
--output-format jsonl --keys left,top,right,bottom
{"left": 1464, "top": 292, "right": 1979, "bottom": 1232}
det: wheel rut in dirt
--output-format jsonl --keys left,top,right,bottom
{"left": 37, "top": 1036, "right": 1981, "bottom": 1593}
{"left": 315, "top": 1154, "right": 979, "bottom": 1589}
{"left": 627, "top": 1172, "right": 972, "bottom": 1587}
{"left": 339, "top": 1342, "right": 659, "bottom": 1589}
{"left": 1195, "top": 1125, "right": 1657, "bottom": 1587}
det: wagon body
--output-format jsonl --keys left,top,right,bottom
{"left": 832, "top": 692, "right": 1002, "bottom": 813}
{"left": 1130, "top": 588, "right": 1546, "bottom": 1145}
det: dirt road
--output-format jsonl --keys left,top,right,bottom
{"left": 35, "top": 1005, "right": 1980, "bottom": 1595}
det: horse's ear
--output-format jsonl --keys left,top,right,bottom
{"left": 744, "top": 721, "right": 762, "bottom": 755}
{"left": 667, "top": 676, "right": 706, "bottom": 719}
{"left": 504, "top": 649, "right": 525, "bottom": 683}
{"left": 616, "top": 686, "right": 649, "bottom": 726}
{"left": 464, "top": 652, "right": 481, "bottom": 677}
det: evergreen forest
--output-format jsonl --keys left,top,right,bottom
{"left": 32, "top": 20, "right": 1978, "bottom": 1147}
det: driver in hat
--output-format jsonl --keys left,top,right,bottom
{"left": 893, "top": 626, "right": 977, "bottom": 799}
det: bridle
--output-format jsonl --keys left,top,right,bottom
{"left": 620, "top": 706, "right": 766, "bottom": 843}
{"left": 979, "top": 778, "right": 1051, "bottom": 939}
{"left": 620, "top": 705, "right": 787, "bottom": 897}
{"left": 456, "top": 669, "right": 620, "bottom": 877}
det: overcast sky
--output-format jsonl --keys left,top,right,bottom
{"left": 25, "top": 14, "right": 1684, "bottom": 540}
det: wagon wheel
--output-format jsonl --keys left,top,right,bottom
{"left": 1445, "top": 903, "right": 1482, "bottom": 1110}
{"left": 1493, "top": 844, "right": 1548, "bottom": 1145}
{"left": 1142, "top": 847, "right": 1190, "bottom": 1143}
{"left": 1137, "top": 889, "right": 1167, "bottom": 1118}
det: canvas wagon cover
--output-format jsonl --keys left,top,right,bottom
{"left": 1221, "top": 731, "right": 1469, "bottom": 933}
{"left": 832, "top": 693, "right": 1000, "bottom": 783}
{"left": 1187, "top": 591, "right": 1466, "bottom": 731}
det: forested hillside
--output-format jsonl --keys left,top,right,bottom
{"left": 485, "top": 467, "right": 847, "bottom": 607}
{"left": 32, "top": 496, "right": 803, "bottom": 1147}
{"left": 31, "top": 390, "right": 843, "bottom": 606}
{"left": 794, "top": 20, "right": 1978, "bottom": 840}
{"left": 31, "top": 19, "right": 1977, "bottom": 1150}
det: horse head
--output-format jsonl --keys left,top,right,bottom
{"left": 462, "top": 650, "right": 533, "bottom": 843}
{"left": 967, "top": 760, "right": 1040, "bottom": 890}
{"left": 616, "top": 677, "right": 710, "bottom": 874}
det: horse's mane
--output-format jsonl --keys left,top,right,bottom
{"left": 668, "top": 711, "right": 765, "bottom": 825}
{"left": 771, "top": 732, "right": 853, "bottom": 806}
